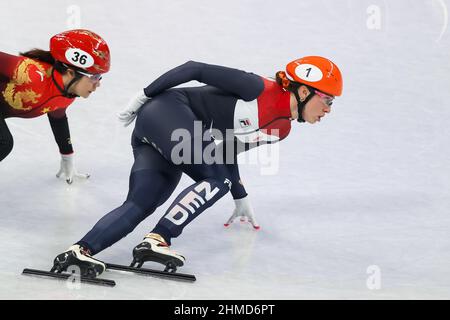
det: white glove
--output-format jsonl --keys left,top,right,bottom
{"left": 56, "top": 153, "right": 90, "bottom": 184}
{"left": 224, "top": 196, "right": 260, "bottom": 230}
{"left": 117, "top": 90, "right": 150, "bottom": 127}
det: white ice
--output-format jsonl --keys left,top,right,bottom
{"left": 0, "top": 0, "right": 449, "bottom": 299}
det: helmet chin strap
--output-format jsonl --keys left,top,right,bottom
{"left": 293, "top": 86, "right": 315, "bottom": 123}
{"left": 51, "top": 63, "right": 81, "bottom": 98}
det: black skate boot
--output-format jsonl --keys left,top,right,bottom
{"left": 131, "top": 233, "right": 185, "bottom": 272}
{"left": 51, "top": 245, "right": 106, "bottom": 278}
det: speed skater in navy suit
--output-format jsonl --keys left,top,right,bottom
{"left": 51, "top": 56, "right": 343, "bottom": 277}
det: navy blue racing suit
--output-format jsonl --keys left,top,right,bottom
{"left": 78, "top": 61, "right": 293, "bottom": 254}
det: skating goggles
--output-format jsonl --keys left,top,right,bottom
{"left": 313, "top": 90, "right": 334, "bottom": 107}
{"left": 76, "top": 70, "right": 103, "bottom": 82}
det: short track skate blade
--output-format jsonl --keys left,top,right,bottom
{"left": 105, "top": 263, "right": 196, "bottom": 282}
{"left": 22, "top": 268, "right": 116, "bottom": 287}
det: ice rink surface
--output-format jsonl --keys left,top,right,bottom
{"left": 0, "top": 0, "right": 449, "bottom": 299}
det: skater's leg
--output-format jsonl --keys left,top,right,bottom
{"left": 56, "top": 93, "right": 196, "bottom": 270}
{"left": 130, "top": 91, "right": 232, "bottom": 265}
{"left": 77, "top": 137, "right": 181, "bottom": 255}
{"left": 0, "top": 117, "right": 13, "bottom": 161}
{"left": 132, "top": 164, "right": 231, "bottom": 268}
{"left": 151, "top": 157, "right": 232, "bottom": 245}
{"left": 134, "top": 92, "right": 234, "bottom": 243}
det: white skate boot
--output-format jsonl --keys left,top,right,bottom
{"left": 131, "top": 233, "right": 185, "bottom": 272}
{"left": 51, "top": 245, "right": 106, "bottom": 278}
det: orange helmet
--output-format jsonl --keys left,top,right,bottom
{"left": 286, "top": 56, "right": 343, "bottom": 96}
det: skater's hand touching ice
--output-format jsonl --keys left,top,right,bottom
{"left": 56, "top": 153, "right": 90, "bottom": 185}
{"left": 224, "top": 196, "right": 260, "bottom": 229}
{"left": 118, "top": 90, "right": 150, "bottom": 127}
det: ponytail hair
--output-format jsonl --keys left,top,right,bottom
{"left": 275, "top": 71, "right": 300, "bottom": 92}
{"left": 20, "top": 49, "right": 55, "bottom": 65}
{"left": 20, "top": 49, "right": 70, "bottom": 74}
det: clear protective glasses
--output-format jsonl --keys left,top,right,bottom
{"left": 314, "top": 90, "right": 334, "bottom": 107}
{"left": 76, "top": 70, "right": 103, "bottom": 82}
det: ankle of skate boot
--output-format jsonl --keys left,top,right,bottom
{"left": 144, "top": 233, "right": 168, "bottom": 245}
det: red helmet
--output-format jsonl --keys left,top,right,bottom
{"left": 50, "top": 29, "right": 111, "bottom": 74}
{"left": 286, "top": 56, "right": 343, "bottom": 96}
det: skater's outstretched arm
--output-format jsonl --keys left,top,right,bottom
{"left": 216, "top": 139, "right": 247, "bottom": 200}
{"left": 216, "top": 140, "right": 259, "bottom": 229}
{"left": 143, "top": 61, "right": 265, "bottom": 101}
{"left": 47, "top": 110, "right": 72, "bottom": 155}
{"left": 118, "top": 61, "right": 265, "bottom": 127}
{"left": 48, "top": 110, "right": 90, "bottom": 184}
